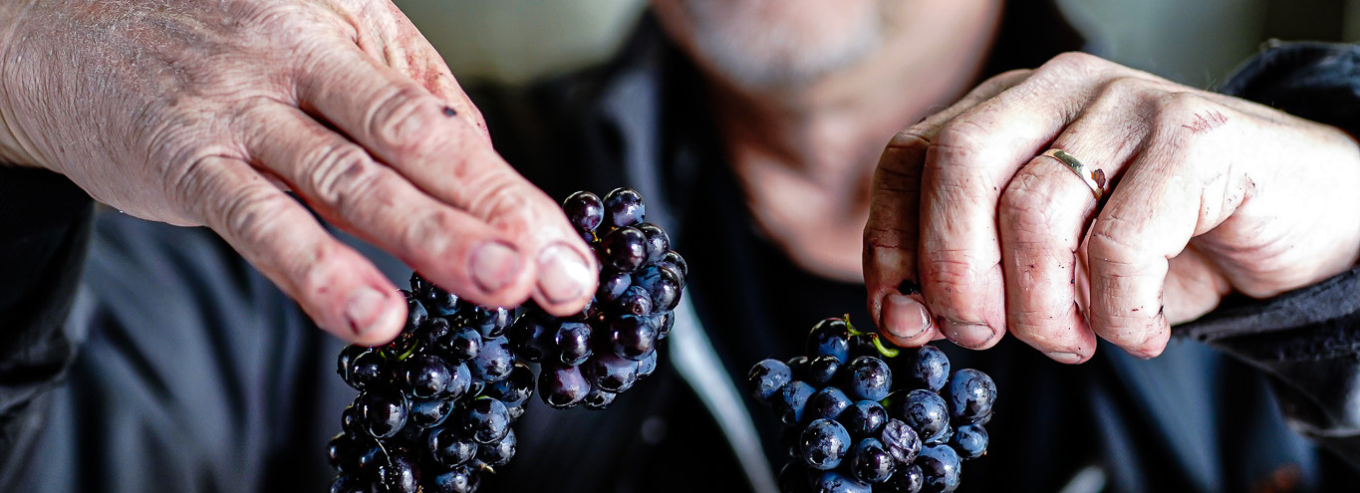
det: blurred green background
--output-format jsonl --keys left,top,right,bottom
{"left": 394, "top": 0, "right": 1360, "bottom": 88}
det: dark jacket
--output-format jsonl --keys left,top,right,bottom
{"left": 3, "top": 7, "right": 1360, "bottom": 493}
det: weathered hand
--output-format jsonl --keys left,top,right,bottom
{"left": 864, "top": 53, "right": 1360, "bottom": 362}
{"left": 0, "top": 0, "right": 597, "bottom": 345}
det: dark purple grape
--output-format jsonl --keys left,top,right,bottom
{"left": 356, "top": 444, "right": 387, "bottom": 475}
{"left": 419, "top": 317, "right": 452, "bottom": 348}
{"left": 340, "top": 405, "right": 361, "bottom": 436}
{"left": 905, "top": 345, "right": 951, "bottom": 393}
{"left": 463, "top": 398, "right": 511, "bottom": 444}
{"left": 471, "top": 336, "right": 514, "bottom": 383}
{"left": 636, "top": 349, "right": 658, "bottom": 380}
{"left": 786, "top": 356, "right": 811, "bottom": 380}
{"left": 403, "top": 354, "right": 451, "bottom": 398}
{"left": 635, "top": 222, "right": 670, "bottom": 264}
{"left": 409, "top": 397, "right": 454, "bottom": 428}
{"left": 444, "top": 362, "right": 472, "bottom": 400}
{"left": 806, "top": 318, "right": 851, "bottom": 363}
{"left": 847, "top": 334, "right": 878, "bottom": 360}
{"left": 429, "top": 466, "right": 476, "bottom": 493}
{"left": 587, "top": 352, "right": 640, "bottom": 393}
{"left": 601, "top": 226, "right": 647, "bottom": 273}
{"left": 555, "top": 321, "right": 593, "bottom": 365}
{"left": 376, "top": 452, "right": 418, "bottom": 493}
{"left": 348, "top": 351, "right": 386, "bottom": 391}
{"left": 584, "top": 385, "right": 618, "bottom": 410}
{"left": 774, "top": 380, "right": 815, "bottom": 426}
{"left": 423, "top": 286, "right": 460, "bottom": 317}
{"left": 807, "top": 355, "right": 841, "bottom": 388}
{"left": 610, "top": 314, "right": 658, "bottom": 360}
{"left": 633, "top": 265, "right": 681, "bottom": 312}
{"left": 895, "top": 389, "right": 950, "bottom": 444}
{"left": 444, "top": 326, "right": 481, "bottom": 362}
{"left": 781, "top": 426, "right": 803, "bottom": 460}
{"left": 564, "top": 191, "right": 604, "bottom": 232}
{"left": 807, "top": 387, "right": 853, "bottom": 422}
{"left": 945, "top": 369, "right": 996, "bottom": 423}
{"left": 778, "top": 462, "right": 812, "bottom": 493}
{"left": 507, "top": 313, "right": 555, "bottom": 363}
{"left": 403, "top": 290, "right": 428, "bottom": 331}
{"left": 880, "top": 418, "right": 922, "bottom": 464}
{"left": 840, "top": 400, "right": 887, "bottom": 438}
{"left": 850, "top": 437, "right": 896, "bottom": 483}
{"left": 357, "top": 389, "right": 408, "bottom": 439}
{"left": 917, "top": 444, "right": 962, "bottom": 493}
{"left": 429, "top": 426, "right": 478, "bottom": 467}
{"left": 651, "top": 311, "right": 674, "bottom": 340}
{"left": 409, "top": 271, "right": 430, "bottom": 298}
{"left": 845, "top": 356, "right": 892, "bottom": 402}
{"left": 477, "top": 429, "right": 517, "bottom": 467}
{"left": 603, "top": 187, "right": 645, "bottom": 229}
{"left": 598, "top": 269, "right": 632, "bottom": 303}
{"left": 748, "top": 358, "right": 793, "bottom": 402}
{"left": 812, "top": 470, "right": 870, "bottom": 493}
{"left": 484, "top": 363, "right": 535, "bottom": 407}
{"left": 658, "top": 250, "right": 688, "bottom": 279}
{"left": 337, "top": 345, "right": 365, "bottom": 386}
{"left": 881, "top": 464, "right": 924, "bottom": 493}
{"left": 329, "top": 474, "right": 364, "bottom": 493}
{"left": 949, "top": 424, "right": 988, "bottom": 460}
{"left": 539, "top": 363, "right": 590, "bottom": 409}
{"left": 506, "top": 403, "right": 526, "bottom": 421}
{"left": 615, "top": 285, "right": 653, "bottom": 317}
{"left": 800, "top": 418, "right": 851, "bottom": 470}
{"left": 469, "top": 306, "right": 513, "bottom": 338}
{"left": 327, "top": 433, "right": 357, "bottom": 473}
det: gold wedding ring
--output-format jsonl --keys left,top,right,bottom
{"left": 1041, "top": 149, "right": 1106, "bottom": 200}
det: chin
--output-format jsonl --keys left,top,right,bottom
{"left": 664, "top": 0, "right": 886, "bottom": 88}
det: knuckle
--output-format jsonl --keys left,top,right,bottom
{"left": 931, "top": 119, "right": 988, "bottom": 165}
{"left": 306, "top": 143, "right": 383, "bottom": 208}
{"left": 465, "top": 172, "right": 534, "bottom": 231}
{"left": 1099, "top": 76, "right": 1152, "bottom": 101}
{"left": 369, "top": 84, "right": 438, "bottom": 149}
{"left": 397, "top": 209, "right": 456, "bottom": 260}
{"left": 1042, "top": 52, "right": 1103, "bottom": 74}
{"left": 1153, "top": 91, "right": 1211, "bottom": 120}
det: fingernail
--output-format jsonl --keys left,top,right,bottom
{"left": 537, "top": 242, "right": 592, "bottom": 304}
{"left": 1045, "top": 351, "right": 1083, "bottom": 364}
{"left": 882, "top": 293, "right": 932, "bottom": 340}
{"left": 939, "top": 318, "right": 995, "bottom": 347}
{"left": 345, "top": 287, "right": 391, "bottom": 336}
{"left": 470, "top": 241, "right": 522, "bottom": 293}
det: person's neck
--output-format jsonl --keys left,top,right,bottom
{"left": 708, "top": 1, "right": 1003, "bottom": 283}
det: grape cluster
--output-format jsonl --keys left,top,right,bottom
{"left": 748, "top": 317, "right": 996, "bottom": 493}
{"left": 328, "top": 188, "right": 685, "bottom": 492}
{"left": 508, "top": 189, "right": 685, "bottom": 409}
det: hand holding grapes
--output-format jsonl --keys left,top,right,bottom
{"left": 0, "top": 0, "right": 597, "bottom": 345}
{"left": 863, "top": 53, "right": 1360, "bottom": 362}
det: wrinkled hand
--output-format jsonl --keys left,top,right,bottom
{"left": 864, "top": 53, "right": 1360, "bottom": 362}
{"left": 0, "top": 0, "right": 597, "bottom": 345}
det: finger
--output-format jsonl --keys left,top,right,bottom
{"left": 867, "top": 69, "right": 1032, "bottom": 347}
{"left": 1083, "top": 99, "right": 1220, "bottom": 358}
{"left": 294, "top": 46, "right": 597, "bottom": 315}
{"left": 243, "top": 104, "right": 535, "bottom": 309}
{"left": 996, "top": 78, "right": 1161, "bottom": 363}
{"left": 180, "top": 156, "right": 406, "bottom": 346}
{"left": 918, "top": 54, "right": 1154, "bottom": 349}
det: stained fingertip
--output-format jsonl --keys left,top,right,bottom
{"left": 939, "top": 318, "right": 1003, "bottom": 350}
{"left": 343, "top": 286, "right": 407, "bottom": 346}
{"left": 534, "top": 242, "right": 597, "bottom": 314}
{"left": 1043, "top": 351, "right": 1086, "bottom": 365}
{"left": 469, "top": 240, "right": 524, "bottom": 294}
{"left": 880, "top": 292, "right": 934, "bottom": 345}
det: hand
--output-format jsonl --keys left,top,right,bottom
{"left": 0, "top": 0, "right": 597, "bottom": 345}
{"left": 863, "top": 52, "right": 1360, "bottom": 362}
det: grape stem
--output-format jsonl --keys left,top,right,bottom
{"left": 842, "top": 314, "right": 901, "bottom": 359}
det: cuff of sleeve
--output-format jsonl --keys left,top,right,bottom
{"left": 0, "top": 166, "right": 91, "bottom": 232}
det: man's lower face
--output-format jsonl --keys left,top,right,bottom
{"left": 668, "top": 0, "right": 888, "bottom": 88}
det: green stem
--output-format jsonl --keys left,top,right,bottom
{"left": 842, "top": 313, "right": 901, "bottom": 359}
{"left": 396, "top": 339, "right": 420, "bottom": 361}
